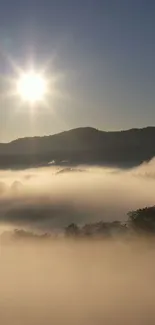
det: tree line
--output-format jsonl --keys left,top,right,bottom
{"left": 1, "top": 206, "right": 155, "bottom": 242}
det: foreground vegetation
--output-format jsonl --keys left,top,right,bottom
{"left": 1, "top": 206, "right": 155, "bottom": 243}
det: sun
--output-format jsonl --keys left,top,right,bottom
{"left": 16, "top": 71, "right": 47, "bottom": 103}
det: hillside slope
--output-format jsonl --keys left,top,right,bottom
{"left": 0, "top": 126, "right": 155, "bottom": 168}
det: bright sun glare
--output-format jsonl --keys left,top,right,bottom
{"left": 17, "top": 71, "right": 47, "bottom": 103}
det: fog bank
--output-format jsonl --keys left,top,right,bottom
{"left": 0, "top": 161, "right": 155, "bottom": 231}
{"left": 1, "top": 240, "right": 155, "bottom": 325}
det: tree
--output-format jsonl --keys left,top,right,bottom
{"left": 65, "top": 223, "right": 80, "bottom": 237}
{"left": 128, "top": 206, "right": 155, "bottom": 233}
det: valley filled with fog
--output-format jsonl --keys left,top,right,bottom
{"left": 0, "top": 160, "right": 155, "bottom": 232}
{"left": 1, "top": 239, "right": 155, "bottom": 325}
{"left": 1, "top": 161, "right": 155, "bottom": 324}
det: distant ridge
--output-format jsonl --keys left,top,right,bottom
{"left": 0, "top": 126, "right": 155, "bottom": 168}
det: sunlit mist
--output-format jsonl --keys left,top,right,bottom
{"left": 1, "top": 163, "right": 155, "bottom": 324}
{"left": 0, "top": 162, "right": 155, "bottom": 231}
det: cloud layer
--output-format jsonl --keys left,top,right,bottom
{"left": 1, "top": 162, "right": 155, "bottom": 324}
{"left": 0, "top": 161, "right": 155, "bottom": 231}
{"left": 1, "top": 240, "right": 155, "bottom": 325}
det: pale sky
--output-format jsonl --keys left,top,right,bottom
{"left": 0, "top": 0, "right": 155, "bottom": 141}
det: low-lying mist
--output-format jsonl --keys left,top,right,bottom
{"left": 1, "top": 161, "right": 155, "bottom": 324}
{"left": 1, "top": 239, "right": 155, "bottom": 325}
{"left": 0, "top": 159, "right": 155, "bottom": 231}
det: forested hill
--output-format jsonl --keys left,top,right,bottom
{"left": 0, "top": 126, "right": 155, "bottom": 168}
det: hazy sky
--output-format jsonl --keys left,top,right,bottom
{"left": 0, "top": 0, "right": 155, "bottom": 141}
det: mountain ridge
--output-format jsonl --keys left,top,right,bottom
{"left": 0, "top": 126, "right": 155, "bottom": 168}
{"left": 7, "top": 125, "right": 155, "bottom": 144}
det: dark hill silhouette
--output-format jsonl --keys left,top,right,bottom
{"left": 0, "top": 126, "right": 155, "bottom": 168}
